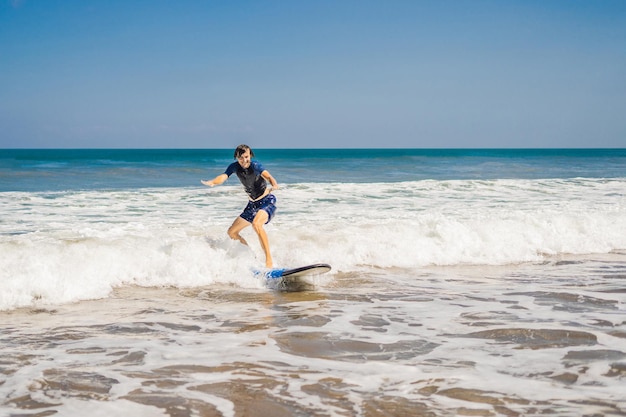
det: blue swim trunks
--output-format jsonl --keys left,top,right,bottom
{"left": 240, "top": 194, "right": 277, "bottom": 224}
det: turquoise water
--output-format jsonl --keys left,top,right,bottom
{"left": 1, "top": 148, "right": 625, "bottom": 191}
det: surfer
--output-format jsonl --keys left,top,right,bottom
{"left": 201, "top": 144, "right": 279, "bottom": 268}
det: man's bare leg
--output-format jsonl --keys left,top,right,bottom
{"left": 252, "top": 210, "right": 273, "bottom": 268}
{"left": 227, "top": 216, "right": 250, "bottom": 246}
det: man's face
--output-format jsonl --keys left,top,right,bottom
{"left": 236, "top": 149, "right": 252, "bottom": 169}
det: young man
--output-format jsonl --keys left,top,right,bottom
{"left": 201, "top": 145, "right": 279, "bottom": 268}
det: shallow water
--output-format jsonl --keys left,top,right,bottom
{"left": 2, "top": 252, "right": 625, "bottom": 417}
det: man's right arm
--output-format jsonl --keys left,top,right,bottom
{"left": 201, "top": 173, "right": 228, "bottom": 187}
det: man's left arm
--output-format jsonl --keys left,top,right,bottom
{"left": 262, "top": 170, "right": 279, "bottom": 190}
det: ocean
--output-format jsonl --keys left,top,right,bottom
{"left": 1, "top": 148, "right": 625, "bottom": 416}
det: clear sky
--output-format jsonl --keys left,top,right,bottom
{"left": 1, "top": 0, "right": 625, "bottom": 148}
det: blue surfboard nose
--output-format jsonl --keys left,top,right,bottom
{"left": 266, "top": 268, "right": 287, "bottom": 279}
{"left": 252, "top": 268, "right": 287, "bottom": 279}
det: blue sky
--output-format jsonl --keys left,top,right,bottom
{"left": 1, "top": 0, "right": 625, "bottom": 148}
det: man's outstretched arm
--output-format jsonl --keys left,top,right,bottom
{"left": 201, "top": 173, "right": 228, "bottom": 187}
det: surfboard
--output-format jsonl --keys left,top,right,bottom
{"left": 254, "top": 263, "right": 331, "bottom": 291}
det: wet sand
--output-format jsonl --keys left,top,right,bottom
{"left": 1, "top": 253, "right": 625, "bottom": 416}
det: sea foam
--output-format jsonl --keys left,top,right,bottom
{"left": 1, "top": 178, "right": 624, "bottom": 310}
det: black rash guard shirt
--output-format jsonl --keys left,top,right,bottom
{"left": 224, "top": 160, "right": 268, "bottom": 200}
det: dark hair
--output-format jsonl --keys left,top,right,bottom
{"left": 234, "top": 144, "right": 254, "bottom": 159}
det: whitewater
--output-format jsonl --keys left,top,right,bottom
{"left": 1, "top": 178, "right": 624, "bottom": 311}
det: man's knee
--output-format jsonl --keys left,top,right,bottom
{"left": 251, "top": 220, "right": 264, "bottom": 233}
{"left": 227, "top": 223, "right": 243, "bottom": 240}
{"left": 252, "top": 213, "right": 268, "bottom": 232}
